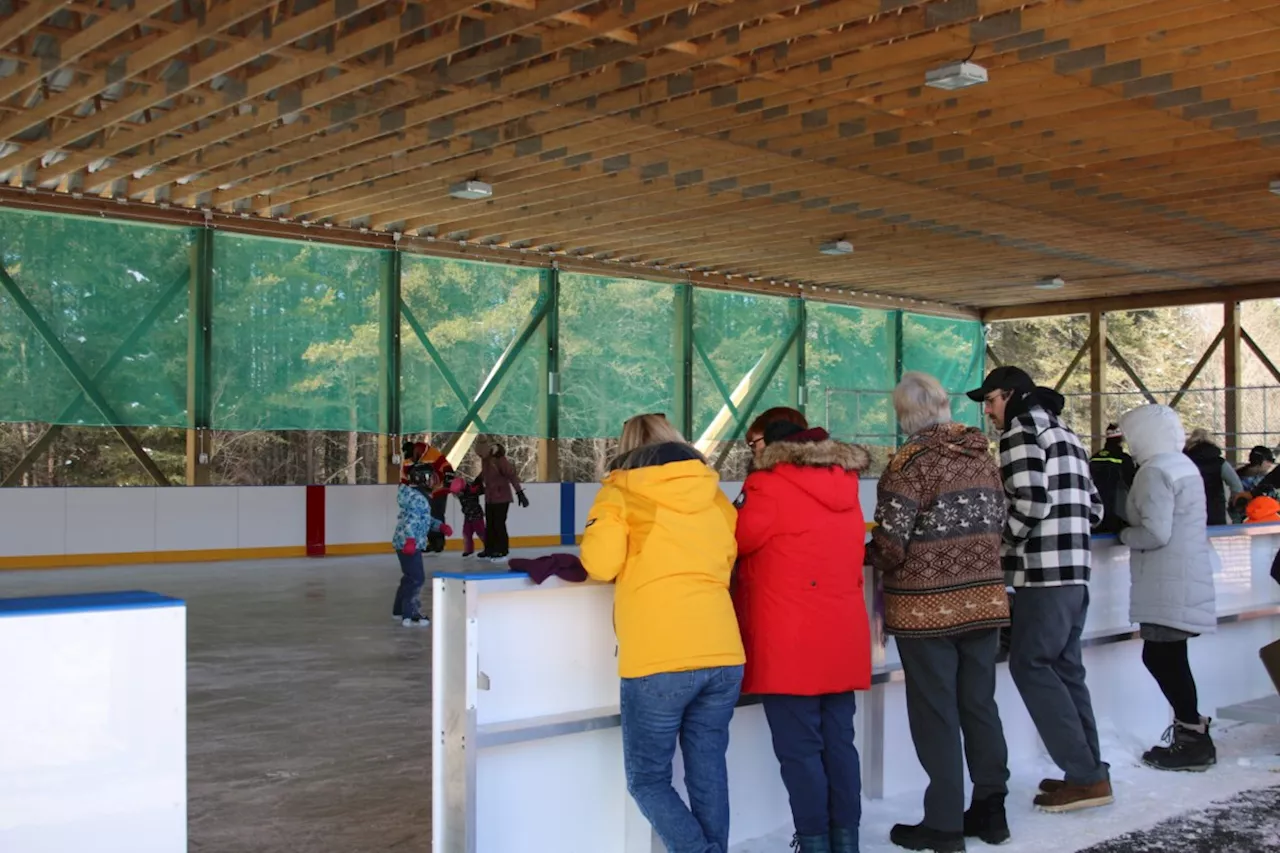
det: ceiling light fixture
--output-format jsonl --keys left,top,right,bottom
{"left": 819, "top": 239, "right": 854, "bottom": 256}
{"left": 1035, "top": 275, "right": 1066, "bottom": 291}
{"left": 449, "top": 179, "right": 493, "bottom": 200}
{"left": 925, "top": 47, "right": 988, "bottom": 91}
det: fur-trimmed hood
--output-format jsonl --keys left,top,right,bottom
{"left": 756, "top": 437, "right": 870, "bottom": 473}
{"left": 750, "top": 436, "right": 868, "bottom": 514}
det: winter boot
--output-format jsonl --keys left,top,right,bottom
{"left": 963, "top": 793, "right": 1010, "bottom": 845}
{"left": 1143, "top": 717, "right": 1216, "bottom": 771}
{"left": 790, "top": 833, "right": 832, "bottom": 853}
{"left": 1033, "top": 778, "right": 1114, "bottom": 813}
{"left": 829, "top": 825, "right": 858, "bottom": 853}
{"left": 889, "top": 823, "right": 965, "bottom": 852}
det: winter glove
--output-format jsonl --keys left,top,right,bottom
{"left": 440, "top": 523, "right": 454, "bottom": 538}
{"left": 516, "top": 489, "right": 529, "bottom": 508}
{"left": 402, "top": 538, "right": 417, "bottom": 555}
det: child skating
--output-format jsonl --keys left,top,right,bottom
{"left": 450, "top": 476, "right": 487, "bottom": 556}
{"left": 392, "top": 464, "right": 452, "bottom": 627}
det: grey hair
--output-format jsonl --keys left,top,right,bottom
{"left": 893, "top": 371, "right": 953, "bottom": 437}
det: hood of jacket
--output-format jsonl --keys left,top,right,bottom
{"left": 1246, "top": 495, "right": 1280, "bottom": 522}
{"left": 753, "top": 437, "right": 868, "bottom": 513}
{"left": 1119, "top": 404, "right": 1187, "bottom": 466}
{"left": 904, "top": 422, "right": 991, "bottom": 460}
{"left": 603, "top": 442, "right": 723, "bottom": 513}
{"left": 1005, "top": 386, "right": 1065, "bottom": 423}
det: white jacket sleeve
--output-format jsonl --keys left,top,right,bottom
{"left": 1120, "top": 466, "right": 1174, "bottom": 551}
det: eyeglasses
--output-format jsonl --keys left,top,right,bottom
{"left": 982, "top": 391, "right": 1010, "bottom": 407}
{"left": 746, "top": 436, "right": 765, "bottom": 450}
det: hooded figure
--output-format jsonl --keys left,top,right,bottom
{"left": 1119, "top": 405, "right": 1217, "bottom": 635}
{"left": 1117, "top": 404, "right": 1217, "bottom": 771}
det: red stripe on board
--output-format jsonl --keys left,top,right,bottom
{"left": 305, "top": 485, "right": 326, "bottom": 557}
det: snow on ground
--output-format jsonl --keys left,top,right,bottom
{"left": 733, "top": 721, "right": 1280, "bottom": 852}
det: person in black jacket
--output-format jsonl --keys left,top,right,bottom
{"left": 1183, "top": 429, "right": 1246, "bottom": 526}
{"left": 1089, "top": 424, "right": 1137, "bottom": 535}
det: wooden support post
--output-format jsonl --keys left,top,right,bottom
{"left": 537, "top": 266, "right": 560, "bottom": 483}
{"left": 1224, "top": 300, "right": 1242, "bottom": 463}
{"left": 1090, "top": 309, "right": 1106, "bottom": 453}
{"left": 186, "top": 228, "right": 213, "bottom": 485}
{"left": 377, "top": 248, "right": 402, "bottom": 484}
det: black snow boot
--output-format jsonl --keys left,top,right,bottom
{"left": 890, "top": 823, "right": 965, "bottom": 852}
{"left": 1143, "top": 717, "right": 1216, "bottom": 771}
{"left": 963, "top": 792, "right": 1010, "bottom": 845}
{"left": 790, "top": 833, "right": 832, "bottom": 853}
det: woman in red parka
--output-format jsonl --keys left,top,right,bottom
{"left": 734, "top": 409, "right": 871, "bottom": 853}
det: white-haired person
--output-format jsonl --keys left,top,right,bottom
{"left": 868, "top": 372, "right": 1011, "bottom": 853}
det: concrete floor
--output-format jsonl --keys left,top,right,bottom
{"left": 0, "top": 553, "right": 458, "bottom": 852}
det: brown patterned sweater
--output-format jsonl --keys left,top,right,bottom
{"left": 867, "top": 422, "right": 1010, "bottom": 638}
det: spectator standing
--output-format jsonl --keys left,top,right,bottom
{"left": 1089, "top": 424, "right": 1137, "bottom": 535}
{"left": 581, "top": 413, "right": 743, "bottom": 853}
{"left": 734, "top": 408, "right": 871, "bottom": 853}
{"left": 966, "top": 367, "right": 1111, "bottom": 813}
{"left": 868, "top": 373, "right": 1011, "bottom": 853}
{"left": 1238, "top": 445, "right": 1276, "bottom": 495}
{"left": 1183, "top": 429, "right": 1245, "bottom": 526}
{"left": 1118, "top": 404, "right": 1217, "bottom": 771}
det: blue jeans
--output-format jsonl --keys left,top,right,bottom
{"left": 620, "top": 665, "right": 744, "bottom": 853}
{"left": 761, "top": 692, "right": 861, "bottom": 838}
{"left": 393, "top": 550, "right": 425, "bottom": 619}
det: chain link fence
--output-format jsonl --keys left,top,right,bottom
{"left": 817, "top": 385, "right": 1280, "bottom": 463}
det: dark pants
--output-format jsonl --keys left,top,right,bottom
{"left": 1142, "top": 639, "right": 1200, "bottom": 725}
{"left": 1008, "top": 585, "right": 1107, "bottom": 786}
{"left": 393, "top": 550, "right": 425, "bottom": 619}
{"left": 486, "top": 501, "right": 511, "bottom": 555}
{"left": 897, "top": 629, "right": 1010, "bottom": 833}
{"left": 621, "top": 665, "right": 744, "bottom": 853}
{"left": 761, "top": 692, "right": 861, "bottom": 838}
{"left": 426, "top": 494, "right": 448, "bottom": 552}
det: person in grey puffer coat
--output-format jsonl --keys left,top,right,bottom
{"left": 1118, "top": 404, "right": 1217, "bottom": 772}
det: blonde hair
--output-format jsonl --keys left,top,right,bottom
{"left": 619, "top": 413, "right": 686, "bottom": 455}
{"left": 894, "top": 371, "right": 953, "bottom": 436}
{"left": 1186, "top": 427, "right": 1215, "bottom": 449}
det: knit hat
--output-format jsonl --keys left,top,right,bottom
{"left": 1105, "top": 423, "right": 1123, "bottom": 439}
{"left": 1245, "top": 495, "right": 1280, "bottom": 524}
{"left": 763, "top": 422, "right": 831, "bottom": 445}
{"left": 509, "top": 553, "right": 588, "bottom": 585}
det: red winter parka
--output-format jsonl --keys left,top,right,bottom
{"left": 734, "top": 429, "right": 872, "bottom": 695}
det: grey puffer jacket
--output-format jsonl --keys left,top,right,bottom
{"left": 1118, "top": 404, "right": 1217, "bottom": 634}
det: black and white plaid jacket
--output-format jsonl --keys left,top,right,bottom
{"left": 999, "top": 389, "right": 1104, "bottom": 587}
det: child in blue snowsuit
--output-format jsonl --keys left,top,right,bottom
{"left": 393, "top": 468, "right": 450, "bottom": 627}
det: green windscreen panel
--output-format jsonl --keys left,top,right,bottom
{"left": 559, "top": 273, "right": 677, "bottom": 439}
{"left": 400, "top": 255, "right": 545, "bottom": 436}
{"left": 211, "top": 233, "right": 385, "bottom": 432}
{"left": 0, "top": 208, "right": 192, "bottom": 427}
{"left": 692, "top": 289, "right": 799, "bottom": 442}
{"left": 902, "top": 313, "right": 985, "bottom": 427}
{"left": 806, "top": 303, "right": 897, "bottom": 445}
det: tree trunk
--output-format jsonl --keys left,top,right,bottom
{"left": 346, "top": 422, "right": 358, "bottom": 485}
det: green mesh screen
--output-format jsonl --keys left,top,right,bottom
{"left": 400, "top": 255, "right": 545, "bottom": 437}
{"left": 211, "top": 234, "right": 385, "bottom": 432}
{"left": 0, "top": 208, "right": 192, "bottom": 427}
{"left": 902, "top": 313, "right": 985, "bottom": 427}
{"left": 559, "top": 273, "right": 677, "bottom": 439}
{"left": 806, "top": 303, "right": 897, "bottom": 445}
{"left": 692, "top": 289, "right": 800, "bottom": 441}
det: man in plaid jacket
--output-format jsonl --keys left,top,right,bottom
{"left": 968, "top": 366, "right": 1110, "bottom": 816}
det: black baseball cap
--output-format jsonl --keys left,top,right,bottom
{"left": 966, "top": 366, "right": 1035, "bottom": 402}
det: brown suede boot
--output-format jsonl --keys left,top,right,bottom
{"left": 1033, "top": 779, "right": 1114, "bottom": 813}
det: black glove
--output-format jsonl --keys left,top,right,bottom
{"left": 516, "top": 490, "right": 529, "bottom": 509}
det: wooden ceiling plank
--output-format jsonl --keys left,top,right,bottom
{"left": 0, "top": 0, "right": 77, "bottom": 50}
{"left": 0, "top": 0, "right": 282, "bottom": 144}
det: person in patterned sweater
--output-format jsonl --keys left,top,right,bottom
{"left": 868, "top": 372, "right": 1011, "bottom": 853}
{"left": 967, "top": 366, "right": 1109, "bottom": 815}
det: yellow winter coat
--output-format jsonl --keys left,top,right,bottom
{"left": 581, "top": 443, "right": 744, "bottom": 679}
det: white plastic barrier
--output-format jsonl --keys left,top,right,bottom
{"left": 0, "top": 591, "right": 187, "bottom": 852}
{"left": 432, "top": 524, "right": 1280, "bottom": 853}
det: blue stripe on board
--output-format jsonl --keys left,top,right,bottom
{"left": 560, "top": 482, "right": 576, "bottom": 545}
{"left": 0, "top": 590, "right": 184, "bottom": 617}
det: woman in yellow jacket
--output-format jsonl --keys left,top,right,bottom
{"left": 582, "top": 413, "right": 744, "bottom": 853}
